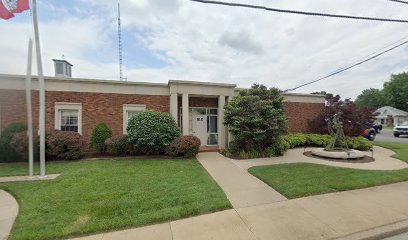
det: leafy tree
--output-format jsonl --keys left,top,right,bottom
{"left": 311, "top": 91, "right": 333, "bottom": 100}
{"left": 354, "top": 88, "right": 386, "bottom": 109}
{"left": 311, "top": 95, "right": 376, "bottom": 137}
{"left": 383, "top": 73, "right": 408, "bottom": 111}
{"left": 224, "top": 84, "right": 287, "bottom": 153}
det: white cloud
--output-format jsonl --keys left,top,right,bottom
{"left": 1, "top": 0, "right": 408, "bottom": 100}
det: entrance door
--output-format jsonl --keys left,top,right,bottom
{"left": 192, "top": 115, "right": 207, "bottom": 146}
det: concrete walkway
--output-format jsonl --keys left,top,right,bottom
{"left": 0, "top": 190, "right": 18, "bottom": 240}
{"left": 0, "top": 174, "right": 60, "bottom": 183}
{"left": 234, "top": 146, "right": 408, "bottom": 171}
{"left": 197, "top": 152, "right": 287, "bottom": 208}
{"left": 69, "top": 181, "right": 408, "bottom": 240}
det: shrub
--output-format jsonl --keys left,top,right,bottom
{"left": 346, "top": 136, "right": 373, "bottom": 151}
{"left": 90, "top": 123, "right": 112, "bottom": 153}
{"left": 105, "top": 135, "right": 130, "bottom": 156}
{"left": 166, "top": 136, "right": 201, "bottom": 158}
{"left": 9, "top": 131, "right": 39, "bottom": 161}
{"left": 46, "top": 130, "right": 83, "bottom": 160}
{"left": 0, "top": 123, "right": 27, "bottom": 162}
{"left": 224, "top": 84, "right": 287, "bottom": 154}
{"left": 127, "top": 110, "right": 179, "bottom": 155}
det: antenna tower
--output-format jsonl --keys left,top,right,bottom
{"left": 118, "top": 2, "right": 124, "bottom": 81}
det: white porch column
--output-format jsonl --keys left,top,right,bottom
{"left": 227, "top": 96, "right": 233, "bottom": 147}
{"left": 182, "top": 93, "right": 189, "bottom": 136}
{"left": 170, "top": 93, "right": 178, "bottom": 125}
{"left": 218, "top": 95, "right": 226, "bottom": 148}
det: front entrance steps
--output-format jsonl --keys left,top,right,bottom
{"left": 199, "top": 146, "right": 220, "bottom": 152}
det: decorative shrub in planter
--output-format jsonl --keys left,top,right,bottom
{"left": 46, "top": 130, "right": 83, "bottom": 160}
{"left": 0, "top": 123, "right": 27, "bottom": 162}
{"left": 105, "top": 135, "right": 130, "bottom": 156}
{"left": 90, "top": 123, "right": 112, "bottom": 153}
{"left": 127, "top": 110, "right": 179, "bottom": 155}
{"left": 166, "top": 135, "right": 201, "bottom": 158}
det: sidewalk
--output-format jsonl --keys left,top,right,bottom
{"left": 196, "top": 152, "right": 287, "bottom": 208}
{"left": 0, "top": 190, "right": 18, "bottom": 240}
{"left": 69, "top": 181, "right": 408, "bottom": 240}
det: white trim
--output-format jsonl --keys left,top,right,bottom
{"left": 123, "top": 104, "right": 146, "bottom": 134}
{"left": 54, "top": 102, "right": 82, "bottom": 134}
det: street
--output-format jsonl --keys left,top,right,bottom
{"left": 374, "top": 129, "right": 408, "bottom": 143}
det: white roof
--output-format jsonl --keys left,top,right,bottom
{"left": 375, "top": 106, "right": 408, "bottom": 117}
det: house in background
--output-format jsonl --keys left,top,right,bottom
{"left": 0, "top": 59, "right": 325, "bottom": 151}
{"left": 375, "top": 106, "right": 408, "bottom": 127}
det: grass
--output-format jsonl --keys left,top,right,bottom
{"left": 0, "top": 159, "right": 231, "bottom": 240}
{"left": 249, "top": 142, "right": 408, "bottom": 199}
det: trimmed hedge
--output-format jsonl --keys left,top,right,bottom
{"left": 90, "top": 123, "right": 112, "bottom": 153}
{"left": 0, "top": 123, "right": 27, "bottom": 162}
{"left": 166, "top": 135, "right": 201, "bottom": 158}
{"left": 105, "top": 135, "right": 130, "bottom": 156}
{"left": 46, "top": 130, "right": 83, "bottom": 160}
{"left": 127, "top": 111, "right": 179, "bottom": 155}
{"left": 281, "top": 133, "right": 373, "bottom": 151}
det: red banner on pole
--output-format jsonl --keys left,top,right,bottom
{"left": 0, "top": 0, "right": 30, "bottom": 19}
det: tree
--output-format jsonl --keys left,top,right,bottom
{"left": 224, "top": 84, "right": 287, "bottom": 153}
{"left": 90, "top": 123, "right": 112, "bottom": 153}
{"left": 311, "top": 91, "right": 334, "bottom": 100}
{"left": 383, "top": 73, "right": 408, "bottom": 112}
{"left": 354, "top": 88, "right": 386, "bottom": 109}
{"left": 311, "top": 95, "right": 376, "bottom": 137}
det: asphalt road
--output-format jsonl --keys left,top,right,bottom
{"left": 374, "top": 129, "right": 408, "bottom": 143}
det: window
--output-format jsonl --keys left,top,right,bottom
{"left": 55, "top": 103, "right": 82, "bottom": 134}
{"left": 55, "top": 62, "right": 64, "bottom": 75}
{"left": 123, "top": 104, "right": 146, "bottom": 134}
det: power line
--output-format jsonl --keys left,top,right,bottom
{"left": 387, "top": 0, "right": 408, "bottom": 5}
{"left": 190, "top": 0, "right": 408, "bottom": 23}
{"left": 284, "top": 39, "right": 408, "bottom": 92}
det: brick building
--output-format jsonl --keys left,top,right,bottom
{"left": 0, "top": 64, "right": 325, "bottom": 150}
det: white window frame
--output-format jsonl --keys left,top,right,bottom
{"left": 54, "top": 102, "right": 82, "bottom": 134}
{"left": 123, "top": 104, "right": 146, "bottom": 134}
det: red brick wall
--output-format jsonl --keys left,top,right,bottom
{"left": 0, "top": 90, "right": 169, "bottom": 150}
{"left": 284, "top": 102, "right": 324, "bottom": 133}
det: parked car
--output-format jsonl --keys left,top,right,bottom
{"left": 373, "top": 124, "right": 383, "bottom": 133}
{"left": 394, "top": 121, "right": 408, "bottom": 137}
{"left": 361, "top": 128, "right": 376, "bottom": 141}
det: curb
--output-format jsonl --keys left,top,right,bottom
{"left": 332, "top": 219, "right": 408, "bottom": 240}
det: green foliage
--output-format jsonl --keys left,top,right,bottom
{"left": 0, "top": 123, "right": 27, "bottom": 162}
{"left": 90, "top": 123, "right": 112, "bottom": 153}
{"left": 383, "top": 72, "right": 408, "bottom": 111}
{"left": 105, "top": 135, "right": 130, "bottom": 156}
{"left": 9, "top": 131, "right": 39, "bottom": 161}
{"left": 166, "top": 135, "right": 201, "bottom": 158}
{"left": 224, "top": 84, "right": 287, "bottom": 153}
{"left": 281, "top": 133, "right": 372, "bottom": 151}
{"left": 127, "top": 110, "right": 179, "bottom": 155}
{"left": 46, "top": 130, "right": 83, "bottom": 160}
{"left": 355, "top": 88, "right": 386, "bottom": 109}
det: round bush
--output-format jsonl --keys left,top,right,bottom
{"left": 9, "top": 131, "right": 39, "bottom": 161}
{"left": 90, "top": 123, "right": 112, "bottom": 153}
{"left": 46, "top": 130, "right": 83, "bottom": 160}
{"left": 127, "top": 110, "right": 179, "bottom": 154}
{"left": 166, "top": 135, "right": 201, "bottom": 158}
{"left": 0, "top": 123, "right": 27, "bottom": 162}
{"left": 105, "top": 135, "right": 130, "bottom": 156}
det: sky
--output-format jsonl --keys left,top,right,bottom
{"left": 1, "top": 0, "right": 408, "bottom": 99}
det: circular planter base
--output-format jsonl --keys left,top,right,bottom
{"left": 311, "top": 148, "right": 365, "bottom": 159}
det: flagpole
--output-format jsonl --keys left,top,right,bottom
{"left": 25, "top": 38, "right": 34, "bottom": 177}
{"left": 32, "top": 0, "right": 46, "bottom": 177}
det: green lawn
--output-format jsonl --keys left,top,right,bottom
{"left": 249, "top": 142, "right": 408, "bottom": 199}
{"left": 0, "top": 159, "right": 231, "bottom": 240}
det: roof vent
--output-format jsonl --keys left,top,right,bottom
{"left": 53, "top": 59, "right": 73, "bottom": 78}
